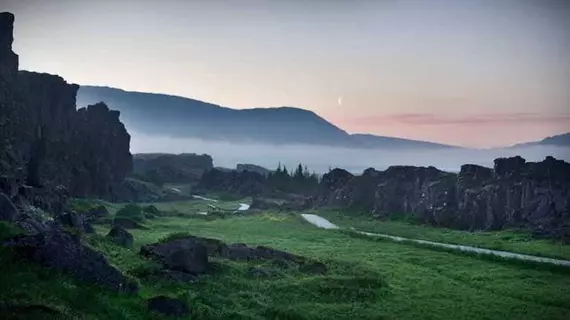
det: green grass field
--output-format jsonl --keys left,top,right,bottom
{"left": 2, "top": 199, "right": 570, "bottom": 319}
{"left": 317, "top": 209, "right": 570, "bottom": 261}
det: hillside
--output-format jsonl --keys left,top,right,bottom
{"left": 350, "top": 133, "right": 457, "bottom": 149}
{"left": 511, "top": 132, "right": 570, "bottom": 148}
{"left": 77, "top": 86, "right": 457, "bottom": 149}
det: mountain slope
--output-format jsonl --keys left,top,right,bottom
{"left": 350, "top": 133, "right": 458, "bottom": 149}
{"left": 511, "top": 133, "right": 570, "bottom": 148}
{"left": 77, "top": 85, "right": 458, "bottom": 149}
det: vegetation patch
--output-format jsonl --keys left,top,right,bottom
{"left": 321, "top": 209, "right": 570, "bottom": 261}
{"left": 3, "top": 198, "right": 570, "bottom": 319}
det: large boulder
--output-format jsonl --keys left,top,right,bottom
{"left": 164, "top": 247, "right": 208, "bottom": 274}
{"left": 225, "top": 244, "right": 306, "bottom": 264}
{"left": 141, "top": 236, "right": 215, "bottom": 275}
{"left": 142, "top": 234, "right": 327, "bottom": 277}
{"left": 141, "top": 235, "right": 226, "bottom": 258}
{"left": 106, "top": 226, "right": 133, "bottom": 248}
{"left": 4, "top": 230, "right": 138, "bottom": 293}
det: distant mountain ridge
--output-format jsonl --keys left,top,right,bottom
{"left": 511, "top": 133, "right": 570, "bottom": 148}
{"left": 76, "top": 85, "right": 456, "bottom": 149}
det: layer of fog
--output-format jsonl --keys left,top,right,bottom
{"left": 130, "top": 133, "right": 570, "bottom": 174}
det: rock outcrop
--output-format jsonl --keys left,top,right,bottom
{"left": 4, "top": 230, "right": 138, "bottom": 293}
{"left": 0, "top": 12, "right": 132, "bottom": 203}
{"left": 317, "top": 156, "right": 570, "bottom": 241}
{"left": 132, "top": 153, "right": 213, "bottom": 185}
{"left": 69, "top": 103, "right": 132, "bottom": 198}
{"left": 106, "top": 226, "right": 134, "bottom": 248}
{"left": 197, "top": 168, "right": 268, "bottom": 196}
{"left": 141, "top": 234, "right": 327, "bottom": 277}
{"left": 0, "top": 13, "right": 137, "bottom": 294}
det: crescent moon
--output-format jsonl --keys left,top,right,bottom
{"left": 338, "top": 96, "right": 343, "bottom": 106}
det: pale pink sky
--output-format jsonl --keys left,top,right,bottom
{"left": 4, "top": 0, "right": 570, "bottom": 148}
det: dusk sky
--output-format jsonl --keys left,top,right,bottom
{"left": 4, "top": 0, "right": 570, "bottom": 148}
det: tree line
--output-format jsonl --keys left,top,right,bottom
{"left": 267, "top": 163, "right": 320, "bottom": 194}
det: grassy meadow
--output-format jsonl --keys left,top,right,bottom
{"left": 1, "top": 198, "right": 570, "bottom": 319}
{"left": 317, "top": 209, "right": 570, "bottom": 261}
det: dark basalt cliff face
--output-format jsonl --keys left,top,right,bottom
{"left": 0, "top": 12, "right": 132, "bottom": 203}
{"left": 197, "top": 169, "right": 268, "bottom": 197}
{"left": 133, "top": 153, "right": 213, "bottom": 185}
{"left": 318, "top": 156, "right": 570, "bottom": 241}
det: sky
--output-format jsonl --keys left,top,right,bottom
{"left": 3, "top": 0, "right": 570, "bottom": 148}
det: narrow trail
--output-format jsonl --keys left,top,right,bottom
{"left": 192, "top": 195, "right": 219, "bottom": 202}
{"left": 192, "top": 195, "right": 249, "bottom": 214}
{"left": 301, "top": 214, "right": 570, "bottom": 267}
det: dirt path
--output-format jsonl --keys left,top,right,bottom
{"left": 301, "top": 214, "right": 570, "bottom": 267}
{"left": 192, "top": 195, "right": 219, "bottom": 202}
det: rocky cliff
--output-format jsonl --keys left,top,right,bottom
{"left": 132, "top": 153, "right": 213, "bottom": 185}
{"left": 0, "top": 12, "right": 132, "bottom": 206}
{"left": 197, "top": 169, "right": 268, "bottom": 197}
{"left": 318, "top": 156, "right": 570, "bottom": 241}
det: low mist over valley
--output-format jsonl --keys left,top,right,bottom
{"left": 130, "top": 132, "right": 570, "bottom": 173}
{"left": 79, "top": 86, "right": 570, "bottom": 173}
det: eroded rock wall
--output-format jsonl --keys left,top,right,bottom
{"left": 0, "top": 12, "right": 132, "bottom": 204}
{"left": 317, "top": 156, "right": 570, "bottom": 241}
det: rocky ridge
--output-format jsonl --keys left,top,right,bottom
{"left": 317, "top": 156, "right": 570, "bottom": 241}
{"left": 0, "top": 12, "right": 136, "bottom": 296}
{"left": 0, "top": 12, "right": 132, "bottom": 204}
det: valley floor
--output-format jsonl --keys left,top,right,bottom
{"left": 2, "top": 198, "right": 570, "bottom": 319}
{"left": 317, "top": 210, "right": 570, "bottom": 261}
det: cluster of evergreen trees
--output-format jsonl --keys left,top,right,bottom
{"left": 267, "top": 163, "right": 320, "bottom": 194}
